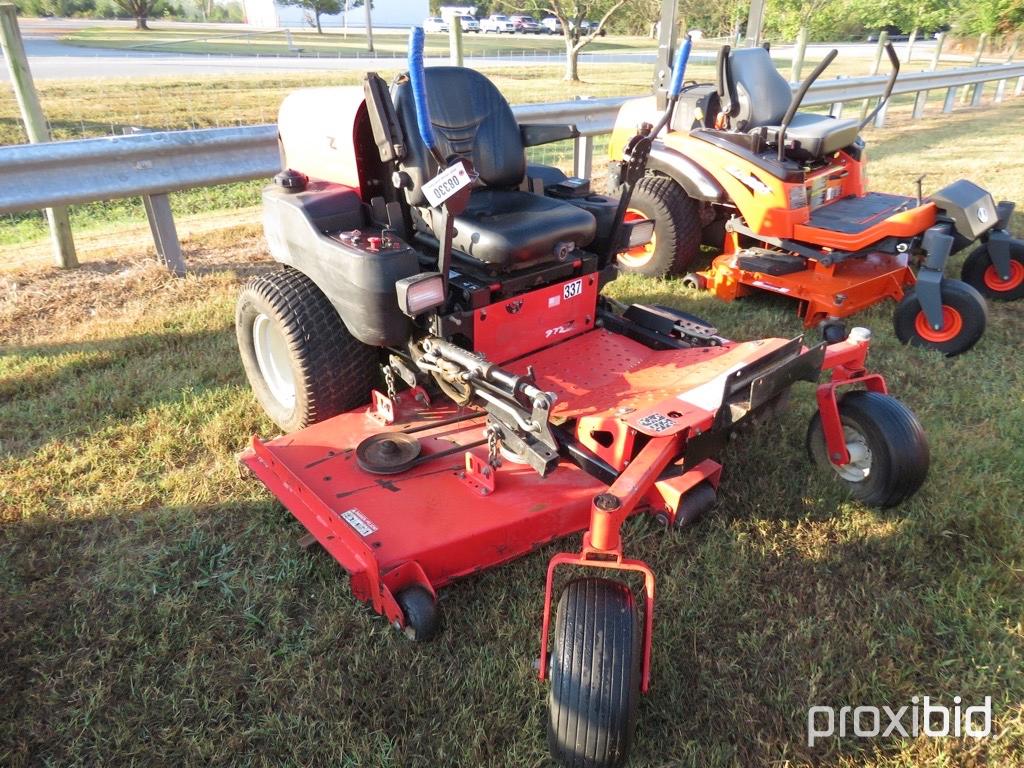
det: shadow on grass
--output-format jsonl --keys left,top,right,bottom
{"left": 0, "top": 324, "right": 242, "bottom": 459}
{"left": 1, "top": 448, "right": 1019, "bottom": 767}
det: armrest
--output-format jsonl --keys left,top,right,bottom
{"left": 520, "top": 123, "right": 580, "bottom": 147}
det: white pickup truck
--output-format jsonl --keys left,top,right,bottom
{"left": 481, "top": 14, "right": 516, "bottom": 34}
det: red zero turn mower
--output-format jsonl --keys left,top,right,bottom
{"left": 610, "top": 38, "right": 1024, "bottom": 356}
{"left": 236, "top": 30, "right": 929, "bottom": 768}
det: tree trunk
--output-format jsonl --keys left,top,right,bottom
{"left": 135, "top": 16, "right": 149, "bottom": 30}
{"left": 564, "top": 33, "right": 579, "bottom": 81}
{"left": 315, "top": 11, "right": 322, "bottom": 34}
{"left": 906, "top": 26, "right": 919, "bottom": 63}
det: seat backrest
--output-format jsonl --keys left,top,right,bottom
{"left": 728, "top": 47, "right": 792, "bottom": 130}
{"left": 393, "top": 67, "right": 526, "bottom": 207}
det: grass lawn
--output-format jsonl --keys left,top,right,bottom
{"left": 2, "top": 77, "right": 1024, "bottom": 767}
{"left": 63, "top": 27, "right": 659, "bottom": 58}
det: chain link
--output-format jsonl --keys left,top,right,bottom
{"left": 486, "top": 424, "right": 502, "bottom": 468}
{"left": 382, "top": 364, "right": 397, "bottom": 400}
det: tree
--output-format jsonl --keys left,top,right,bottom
{"left": 851, "top": 0, "right": 951, "bottom": 60}
{"left": 282, "top": 0, "right": 341, "bottom": 33}
{"left": 516, "top": 0, "right": 629, "bottom": 81}
{"left": 112, "top": 0, "right": 161, "bottom": 29}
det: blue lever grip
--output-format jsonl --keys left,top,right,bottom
{"left": 668, "top": 35, "right": 692, "bottom": 98}
{"left": 407, "top": 27, "right": 439, "bottom": 154}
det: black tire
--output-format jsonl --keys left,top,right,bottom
{"left": 960, "top": 241, "right": 1024, "bottom": 301}
{"left": 236, "top": 268, "right": 378, "bottom": 432}
{"left": 548, "top": 578, "right": 641, "bottom": 768}
{"left": 681, "top": 271, "right": 707, "bottom": 291}
{"left": 806, "top": 391, "right": 929, "bottom": 508}
{"left": 892, "top": 279, "right": 987, "bottom": 356}
{"left": 396, "top": 586, "right": 440, "bottom": 642}
{"left": 617, "top": 175, "right": 702, "bottom": 278}
{"left": 674, "top": 481, "right": 717, "bottom": 529}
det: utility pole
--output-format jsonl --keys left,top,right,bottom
{"left": 0, "top": 4, "right": 77, "bottom": 268}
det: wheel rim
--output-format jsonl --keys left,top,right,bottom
{"left": 252, "top": 313, "right": 296, "bottom": 410}
{"left": 832, "top": 426, "right": 873, "bottom": 483}
{"left": 618, "top": 208, "right": 657, "bottom": 268}
{"left": 982, "top": 259, "right": 1024, "bottom": 292}
{"left": 913, "top": 305, "right": 963, "bottom": 343}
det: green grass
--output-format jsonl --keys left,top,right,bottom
{"left": 63, "top": 27, "right": 659, "bottom": 58}
{"left": 2, "top": 92, "right": 1024, "bottom": 765}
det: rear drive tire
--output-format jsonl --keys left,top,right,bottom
{"left": 892, "top": 279, "right": 987, "bottom": 356}
{"left": 548, "top": 578, "right": 641, "bottom": 768}
{"left": 806, "top": 391, "right": 929, "bottom": 508}
{"left": 236, "top": 268, "right": 378, "bottom": 432}
{"left": 617, "top": 175, "right": 702, "bottom": 278}
{"left": 960, "top": 241, "right": 1024, "bottom": 301}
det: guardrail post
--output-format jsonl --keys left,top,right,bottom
{"left": 943, "top": 85, "right": 957, "bottom": 113}
{"left": 912, "top": 32, "right": 945, "bottom": 119}
{"left": 449, "top": 17, "right": 463, "bottom": 66}
{"left": 142, "top": 194, "right": 186, "bottom": 277}
{"left": 573, "top": 134, "right": 593, "bottom": 180}
{"left": 860, "top": 31, "right": 889, "bottom": 122}
{"left": 0, "top": 4, "right": 78, "bottom": 269}
{"left": 790, "top": 27, "right": 807, "bottom": 83}
{"left": 572, "top": 96, "right": 594, "bottom": 179}
{"left": 995, "top": 37, "right": 1018, "bottom": 103}
{"left": 963, "top": 33, "right": 987, "bottom": 104}
{"left": 873, "top": 97, "right": 889, "bottom": 128}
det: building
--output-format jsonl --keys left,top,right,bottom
{"left": 243, "top": 0, "right": 428, "bottom": 30}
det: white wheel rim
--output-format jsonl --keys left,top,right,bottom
{"left": 252, "top": 313, "right": 296, "bottom": 410}
{"left": 833, "top": 425, "right": 872, "bottom": 483}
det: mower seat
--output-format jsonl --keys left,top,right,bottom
{"left": 726, "top": 47, "right": 860, "bottom": 160}
{"left": 393, "top": 67, "right": 596, "bottom": 269}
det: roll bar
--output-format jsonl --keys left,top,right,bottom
{"left": 859, "top": 43, "right": 901, "bottom": 131}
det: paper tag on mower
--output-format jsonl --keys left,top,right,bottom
{"left": 422, "top": 162, "right": 472, "bottom": 208}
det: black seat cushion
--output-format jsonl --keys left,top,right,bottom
{"left": 781, "top": 113, "right": 861, "bottom": 159}
{"left": 393, "top": 67, "right": 527, "bottom": 207}
{"left": 727, "top": 48, "right": 860, "bottom": 160}
{"left": 729, "top": 47, "right": 792, "bottom": 130}
{"left": 453, "top": 189, "right": 596, "bottom": 268}
{"left": 392, "top": 66, "right": 597, "bottom": 269}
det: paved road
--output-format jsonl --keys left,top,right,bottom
{"left": 0, "top": 21, "right": 958, "bottom": 83}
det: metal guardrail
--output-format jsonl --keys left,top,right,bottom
{"left": 2, "top": 61, "right": 1023, "bottom": 272}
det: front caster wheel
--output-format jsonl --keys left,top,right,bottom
{"left": 681, "top": 271, "right": 707, "bottom": 291}
{"left": 961, "top": 241, "right": 1024, "bottom": 300}
{"left": 548, "top": 578, "right": 641, "bottom": 768}
{"left": 807, "top": 391, "right": 929, "bottom": 508}
{"left": 395, "top": 586, "right": 440, "bottom": 642}
{"left": 893, "top": 279, "right": 987, "bottom": 356}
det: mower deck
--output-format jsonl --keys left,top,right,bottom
{"left": 704, "top": 250, "right": 916, "bottom": 326}
{"left": 241, "top": 329, "right": 794, "bottom": 619}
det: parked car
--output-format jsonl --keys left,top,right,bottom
{"left": 481, "top": 14, "right": 516, "bottom": 34}
{"left": 510, "top": 14, "right": 542, "bottom": 34}
{"left": 540, "top": 17, "right": 563, "bottom": 35}
{"left": 459, "top": 15, "right": 481, "bottom": 33}
{"left": 423, "top": 17, "right": 449, "bottom": 33}
{"left": 570, "top": 19, "right": 607, "bottom": 37}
